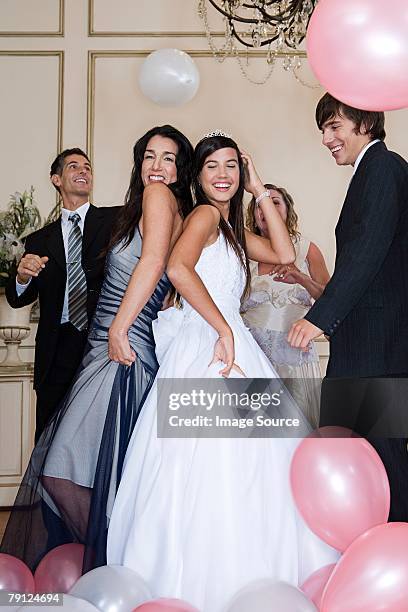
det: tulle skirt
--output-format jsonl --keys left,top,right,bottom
{"left": 0, "top": 333, "right": 157, "bottom": 573}
{"left": 107, "top": 308, "right": 339, "bottom": 611}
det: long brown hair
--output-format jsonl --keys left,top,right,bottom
{"left": 192, "top": 135, "right": 250, "bottom": 300}
{"left": 246, "top": 183, "right": 300, "bottom": 241}
{"left": 108, "top": 125, "right": 194, "bottom": 251}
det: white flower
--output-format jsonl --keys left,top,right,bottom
{"left": 0, "top": 186, "right": 44, "bottom": 284}
{"left": 1, "top": 233, "right": 24, "bottom": 261}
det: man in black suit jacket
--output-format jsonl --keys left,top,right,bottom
{"left": 6, "top": 148, "right": 119, "bottom": 441}
{"left": 288, "top": 93, "right": 408, "bottom": 521}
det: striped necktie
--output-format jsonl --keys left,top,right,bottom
{"left": 67, "top": 212, "right": 88, "bottom": 331}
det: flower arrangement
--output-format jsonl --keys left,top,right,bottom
{"left": 0, "top": 187, "right": 42, "bottom": 288}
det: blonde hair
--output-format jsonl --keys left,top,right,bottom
{"left": 246, "top": 183, "right": 300, "bottom": 241}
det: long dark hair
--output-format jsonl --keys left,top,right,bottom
{"left": 192, "top": 135, "right": 250, "bottom": 300}
{"left": 109, "top": 125, "right": 194, "bottom": 249}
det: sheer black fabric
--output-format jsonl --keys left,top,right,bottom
{"left": 1, "top": 230, "right": 170, "bottom": 572}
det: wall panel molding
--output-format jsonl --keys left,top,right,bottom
{"left": 0, "top": 51, "right": 64, "bottom": 208}
{"left": 88, "top": 0, "right": 224, "bottom": 37}
{"left": 87, "top": 49, "right": 306, "bottom": 161}
{"left": 0, "top": 50, "right": 64, "bottom": 156}
{"left": 0, "top": 0, "right": 65, "bottom": 37}
{"left": 0, "top": 372, "right": 35, "bottom": 506}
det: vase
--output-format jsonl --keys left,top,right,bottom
{"left": 0, "top": 290, "right": 32, "bottom": 366}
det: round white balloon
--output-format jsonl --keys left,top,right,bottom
{"left": 226, "top": 580, "right": 318, "bottom": 612}
{"left": 139, "top": 48, "right": 200, "bottom": 107}
{"left": 69, "top": 564, "right": 151, "bottom": 612}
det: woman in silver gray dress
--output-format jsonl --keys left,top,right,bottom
{"left": 1, "top": 125, "right": 194, "bottom": 573}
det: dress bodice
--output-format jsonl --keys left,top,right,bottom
{"left": 89, "top": 229, "right": 171, "bottom": 349}
{"left": 182, "top": 231, "right": 246, "bottom": 319}
{"left": 242, "top": 236, "right": 312, "bottom": 333}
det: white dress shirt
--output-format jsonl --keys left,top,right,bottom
{"left": 16, "top": 202, "right": 90, "bottom": 324}
{"left": 352, "top": 139, "right": 381, "bottom": 176}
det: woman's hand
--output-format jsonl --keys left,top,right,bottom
{"left": 108, "top": 323, "right": 136, "bottom": 366}
{"left": 270, "top": 263, "right": 303, "bottom": 285}
{"left": 209, "top": 330, "right": 245, "bottom": 378}
{"left": 240, "top": 150, "right": 264, "bottom": 197}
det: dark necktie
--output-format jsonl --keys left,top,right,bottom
{"left": 67, "top": 212, "right": 88, "bottom": 331}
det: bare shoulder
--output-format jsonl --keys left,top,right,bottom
{"left": 142, "top": 182, "right": 178, "bottom": 211}
{"left": 184, "top": 204, "right": 220, "bottom": 229}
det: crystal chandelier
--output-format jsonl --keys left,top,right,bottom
{"left": 198, "top": 0, "right": 318, "bottom": 85}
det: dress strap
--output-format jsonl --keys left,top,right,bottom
{"left": 295, "top": 235, "right": 310, "bottom": 267}
{"left": 248, "top": 259, "right": 258, "bottom": 276}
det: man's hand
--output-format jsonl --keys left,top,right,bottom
{"left": 288, "top": 318, "right": 323, "bottom": 349}
{"left": 17, "top": 254, "right": 49, "bottom": 284}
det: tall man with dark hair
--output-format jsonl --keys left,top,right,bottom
{"left": 288, "top": 93, "right": 408, "bottom": 520}
{"left": 6, "top": 148, "right": 119, "bottom": 441}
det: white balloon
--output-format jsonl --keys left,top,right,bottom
{"left": 226, "top": 580, "right": 318, "bottom": 612}
{"left": 139, "top": 48, "right": 200, "bottom": 107}
{"left": 18, "top": 594, "right": 99, "bottom": 611}
{"left": 69, "top": 564, "right": 151, "bottom": 612}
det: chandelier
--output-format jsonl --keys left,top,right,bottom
{"left": 197, "top": 0, "right": 318, "bottom": 85}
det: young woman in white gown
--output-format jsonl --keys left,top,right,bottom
{"left": 107, "top": 134, "right": 339, "bottom": 611}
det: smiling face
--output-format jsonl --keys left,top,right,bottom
{"left": 141, "top": 135, "right": 178, "bottom": 187}
{"left": 199, "top": 147, "right": 240, "bottom": 205}
{"left": 321, "top": 114, "right": 372, "bottom": 166}
{"left": 51, "top": 154, "right": 93, "bottom": 200}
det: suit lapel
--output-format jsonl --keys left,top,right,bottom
{"left": 82, "top": 204, "right": 105, "bottom": 256}
{"left": 350, "top": 141, "right": 386, "bottom": 185}
{"left": 45, "top": 220, "right": 66, "bottom": 270}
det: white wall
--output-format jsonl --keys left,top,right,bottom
{"left": 1, "top": 0, "right": 407, "bottom": 271}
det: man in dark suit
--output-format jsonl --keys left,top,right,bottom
{"left": 288, "top": 93, "right": 408, "bottom": 521}
{"left": 6, "top": 148, "right": 119, "bottom": 441}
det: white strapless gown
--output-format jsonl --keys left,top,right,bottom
{"left": 107, "top": 234, "right": 338, "bottom": 611}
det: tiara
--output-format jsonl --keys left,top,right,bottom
{"left": 201, "top": 129, "right": 232, "bottom": 140}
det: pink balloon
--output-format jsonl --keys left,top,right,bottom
{"left": 290, "top": 427, "right": 390, "bottom": 551}
{"left": 301, "top": 563, "right": 337, "bottom": 608}
{"left": 134, "top": 599, "right": 199, "bottom": 611}
{"left": 34, "top": 544, "right": 84, "bottom": 594}
{"left": 0, "top": 553, "right": 34, "bottom": 592}
{"left": 306, "top": 0, "right": 408, "bottom": 110}
{"left": 321, "top": 522, "right": 408, "bottom": 611}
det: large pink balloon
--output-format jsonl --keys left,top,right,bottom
{"left": 134, "top": 600, "right": 199, "bottom": 611}
{"left": 0, "top": 553, "right": 34, "bottom": 592}
{"left": 34, "top": 544, "right": 84, "bottom": 594}
{"left": 300, "top": 563, "right": 336, "bottom": 608}
{"left": 321, "top": 523, "right": 408, "bottom": 611}
{"left": 307, "top": 0, "right": 408, "bottom": 110}
{"left": 290, "top": 427, "right": 390, "bottom": 551}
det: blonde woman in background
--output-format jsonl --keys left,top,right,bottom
{"left": 242, "top": 183, "right": 330, "bottom": 426}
